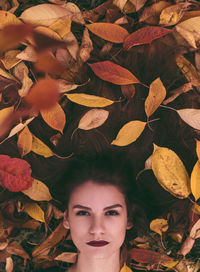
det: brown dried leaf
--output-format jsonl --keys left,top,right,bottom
{"left": 1, "top": 50, "right": 21, "bottom": 70}
{"left": 6, "top": 241, "right": 29, "bottom": 260}
{"left": 14, "top": 62, "right": 33, "bottom": 97}
{"left": 129, "top": 0, "right": 147, "bottom": 12}
{"left": 178, "top": 236, "right": 195, "bottom": 256}
{"left": 113, "top": 0, "right": 127, "bottom": 11}
{"left": 16, "top": 45, "right": 38, "bottom": 62}
{"left": 17, "top": 126, "right": 32, "bottom": 157}
{"left": 121, "top": 84, "right": 135, "bottom": 100}
{"left": 63, "top": 32, "right": 79, "bottom": 60}
{"left": 78, "top": 109, "right": 109, "bottom": 130}
{"left": 163, "top": 83, "right": 192, "bottom": 105}
{"left": 190, "top": 219, "right": 200, "bottom": 239}
{"left": 79, "top": 28, "right": 93, "bottom": 63}
{"left": 62, "top": 2, "right": 85, "bottom": 25}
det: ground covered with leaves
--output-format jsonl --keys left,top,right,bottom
{"left": 0, "top": 0, "right": 200, "bottom": 271}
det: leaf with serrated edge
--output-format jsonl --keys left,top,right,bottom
{"left": 177, "top": 109, "right": 200, "bottom": 130}
{"left": 150, "top": 218, "right": 168, "bottom": 236}
{"left": 86, "top": 23, "right": 129, "bottom": 43}
{"left": 65, "top": 93, "right": 113, "bottom": 107}
{"left": 78, "top": 109, "right": 109, "bottom": 130}
{"left": 111, "top": 121, "right": 146, "bottom": 146}
{"left": 40, "top": 103, "right": 66, "bottom": 133}
{"left": 22, "top": 179, "right": 52, "bottom": 201}
{"left": 190, "top": 161, "right": 200, "bottom": 201}
{"left": 24, "top": 203, "right": 45, "bottom": 222}
{"left": 152, "top": 144, "right": 190, "bottom": 199}
{"left": 145, "top": 78, "right": 166, "bottom": 117}
{"left": 32, "top": 135, "right": 54, "bottom": 158}
{"left": 17, "top": 126, "right": 32, "bottom": 157}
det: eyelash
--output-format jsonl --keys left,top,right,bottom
{"left": 76, "top": 210, "right": 119, "bottom": 216}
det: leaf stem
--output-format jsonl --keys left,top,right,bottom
{"left": 159, "top": 104, "right": 177, "bottom": 112}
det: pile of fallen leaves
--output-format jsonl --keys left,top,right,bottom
{"left": 1, "top": 0, "right": 200, "bottom": 271}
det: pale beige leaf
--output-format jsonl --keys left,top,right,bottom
{"left": 24, "top": 203, "right": 45, "bottom": 222}
{"left": 65, "top": 93, "right": 114, "bottom": 107}
{"left": 113, "top": 0, "right": 128, "bottom": 11}
{"left": 179, "top": 236, "right": 195, "bottom": 256}
{"left": 20, "top": 4, "right": 72, "bottom": 26}
{"left": 175, "top": 25, "right": 197, "bottom": 49}
{"left": 0, "top": 11, "right": 21, "bottom": 29}
{"left": 163, "top": 83, "right": 192, "bottom": 105}
{"left": 190, "top": 219, "right": 200, "bottom": 239}
{"left": 0, "top": 241, "right": 8, "bottom": 250}
{"left": 79, "top": 28, "right": 93, "bottom": 63}
{"left": 22, "top": 179, "right": 52, "bottom": 201}
{"left": 176, "top": 55, "right": 200, "bottom": 87}
{"left": 159, "top": 3, "right": 188, "bottom": 26}
{"left": 63, "top": 32, "right": 79, "bottom": 60}
{"left": 5, "top": 257, "right": 13, "bottom": 272}
{"left": 6, "top": 117, "right": 34, "bottom": 140}
{"left": 55, "top": 252, "right": 77, "bottom": 263}
{"left": 190, "top": 161, "right": 200, "bottom": 201}
{"left": 1, "top": 50, "right": 21, "bottom": 70}
{"left": 114, "top": 17, "right": 129, "bottom": 25}
{"left": 129, "top": 0, "right": 147, "bottom": 11}
{"left": 58, "top": 79, "right": 78, "bottom": 93}
{"left": 111, "top": 120, "right": 146, "bottom": 146}
{"left": 78, "top": 109, "right": 109, "bottom": 130}
{"left": 17, "top": 126, "right": 32, "bottom": 157}
{"left": 14, "top": 62, "right": 33, "bottom": 97}
{"left": 152, "top": 144, "right": 191, "bottom": 199}
{"left": 176, "top": 17, "right": 200, "bottom": 44}
{"left": 196, "top": 139, "right": 200, "bottom": 161}
{"left": 145, "top": 78, "right": 166, "bottom": 118}
{"left": 40, "top": 103, "right": 66, "bottom": 133}
{"left": 62, "top": 2, "right": 85, "bottom": 25}
{"left": 56, "top": 48, "right": 75, "bottom": 69}
{"left": 177, "top": 109, "right": 200, "bottom": 130}
{"left": 0, "top": 68, "right": 16, "bottom": 80}
{"left": 16, "top": 45, "right": 38, "bottom": 62}
{"left": 150, "top": 218, "right": 168, "bottom": 236}
{"left": 32, "top": 135, "right": 54, "bottom": 158}
{"left": 49, "top": 18, "right": 71, "bottom": 38}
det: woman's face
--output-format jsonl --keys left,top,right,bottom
{"left": 64, "top": 181, "right": 132, "bottom": 259}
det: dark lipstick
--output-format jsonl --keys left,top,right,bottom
{"left": 86, "top": 240, "right": 109, "bottom": 247}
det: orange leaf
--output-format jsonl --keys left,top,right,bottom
{"left": 88, "top": 61, "right": 140, "bottom": 85}
{"left": 86, "top": 23, "right": 129, "bottom": 43}
{"left": 25, "top": 78, "right": 60, "bottom": 110}
{"left": 123, "top": 26, "right": 172, "bottom": 50}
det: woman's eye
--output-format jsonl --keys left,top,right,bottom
{"left": 105, "top": 210, "right": 119, "bottom": 216}
{"left": 76, "top": 210, "right": 90, "bottom": 216}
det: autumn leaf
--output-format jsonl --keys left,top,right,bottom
{"left": 40, "top": 103, "right": 66, "bottom": 133}
{"left": 145, "top": 77, "right": 166, "bottom": 118}
{"left": 17, "top": 126, "right": 33, "bottom": 157}
{"left": 163, "top": 83, "right": 192, "bottom": 105}
{"left": 121, "top": 84, "right": 135, "bottom": 100}
{"left": 111, "top": 120, "right": 146, "bottom": 146}
{"left": 177, "top": 109, "right": 200, "bottom": 130}
{"left": 123, "top": 26, "right": 172, "bottom": 50}
{"left": 190, "top": 161, "right": 200, "bottom": 201}
{"left": 22, "top": 179, "right": 52, "bottom": 201}
{"left": 24, "top": 203, "right": 45, "bottom": 223}
{"left": 1, "top": 50, "right": 21, "bottom": 70}
{"left": 120, "top": 263, "right": 132, "bottom": 272}
{"left": 196, "top": 139, "right": 200, "bottom": 161}
{"left": 86, "top": 23, "right": 129, "bottom": 43}
{"left": 88, "top": 61, "right": 140, "bottom": 85}
{"left": 150, "top": 218, "right": 168, "bottom": 236}
{"left": 176, "top": 17, "right": 200, "bottom": 45}
{"left": 49, "top": 18, "right": 71, "bottom": 38}
{"left": 54, "top": 252, "right": 77, "bottom": 263}
{"left": 0, "top": 11, "right": 21, "bottom": 29}
{"left": 78, "top": 109, "right": 109, "bottom": 130}
{"left": 31, "top": 135, "right": 54, "bottom": 158}
{"left": 62, "top": 2, "right": 85, "bottom": 25}
{"left": 6, "top": 241, "right": 29, "bottom": 260}
{"left": 5, "top": 257, "right": 13, "bottom": 272}
{"left": 152, "top": 144, "right": 191, "bottom": 199}
{"left": 79, "top": 27, "right": 93, "bottom": 63}
{"left": 65, "top": 93, "right": 114, "bottom": 107}
{"left": 130, "top": 0, "right": 147, "bottom": 12}
{"left": 175, "top": 25, "right": 197, "bottom": 49}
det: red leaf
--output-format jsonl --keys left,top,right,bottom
{"left": 0, "top": 155, "right": 33, "bottom": 192}
{"left": 88, "top": 61, "right": 140, "bottom": 85}
{"left": 129, "top": 248, "right": 172, "bottom": 265}
{"left": 123, "top": 26, "right": 172, "bottom": 50}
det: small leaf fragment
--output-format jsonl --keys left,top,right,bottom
{"left": 111, "top": 120, "right": 146, "bottom": 146}
{"left": 78, "top": 109, "right": 109, "bottom": 130}
{"left": 150, "top": 218, "right": 168, "bottom": 236}
{"left": 152, "top": 144, "right": 191, "bottom": 199}
{"left": 22, "top": 179, "right": 52, "bottom": 201}
{"left": 190, "top": 161, "right": 200, "bottom": 201}
{"left": 55, "top": 252, "right": 77, "bottom": 263}
{"left": 196, "top": 139, "right": 200, "bottom": 161}
{"left": 31, "top": 135, "right": 54, "bottom": 158}
{"left": 24, "top": 203, "right": 45, "bottom": 223}
{"left": 177, "top": 109, "right": 200, "bottom": 130}
{"left": 145, "top": 77, "right": 166, "bottom": 117}
{"left": 65, "top": 93, "right": 114, "bottom": 108}
{"left": 120, "top": 263, "right": 133, "bottom": 272}
{"left": 17, "top": 126, "right": 33, "bottom": 157}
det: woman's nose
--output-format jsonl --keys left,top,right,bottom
{"left": 89, "top": 215, "right": 105, "bottom": 234}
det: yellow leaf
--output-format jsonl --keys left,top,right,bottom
{"left": 120, "top": 263, "right": 132, "bottom": 272}
{"left": 150, "top": 218, "right": 168, "bottom": 236}
{"left": 78, "top": 109, "right": 109, "bottom": 130}
{"left": 0, "top": 106, "right": 14, "bottom": 127}
{"left": 176, "top": 54, "right": 200, "bottom": 87}
{"left": 1, "top": 50, "right": 21, "bottom": 70}
{"left": 145, "top": 78, "right": 166, "bottom": 118}
{"left": 196, "top": 139, "right": 200, "bottom": 161}
{"left": 40, "top": 103, "right": 66, "bottom": 133}
{"left": 32, "top": 135, "right": 54, "bottom": 158}
{"left": 164, "top": 261, "right": 179, "bottom": 269}
{"left": 0, "top": 11, "right": 21, "bottom": 29}
{"left": 49, "top": 18, "right": 71, "bottom": 38}
{"left": 24, "top": 203, "right": 45, "bottom": 222}
{"left": 17, "top": 126, "right": 32, "bottom": 157}
{"left": 152, "top": 144, "right": 191, "bottom": 199}
{"left": 159, "top": 3, "right": 187, "bottom": 26}
{"left": 190, "top": 161, "right": 200, "bottom": 201}
{"left": 22, "top": 179, "right": 52, "bottom": 201}
{"left": 65, "top": 93, "right": 114, "bottom": 107}
{"left": 111, "top": 120, "right": 146, "bottom": 146}
{"left": 192, "top": 203, "right": 200, "bottom": 215}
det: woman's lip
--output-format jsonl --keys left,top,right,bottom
{"left": 86, "top": 240, "right": 109, "bottom": 247}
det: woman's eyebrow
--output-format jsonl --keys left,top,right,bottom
{"left": 103, "top": 204, "right": 123, "bottom": 210}
{"left": 73, "top": 205, "right": 91, "bottom": 210}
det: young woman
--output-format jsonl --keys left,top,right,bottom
{"left": 58, "top": 152, "right": 147, "bottom": 272}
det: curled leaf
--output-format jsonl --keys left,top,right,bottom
{"left": 22, "top": 179, "right": 52, "bottom": 201}
{"left": 111, "top": 120, "right": 146, "bottom": 146}
{"left": 78, "top": 109, "right": 109, "bottom": 130}
{"left": 152, "top": 144, "right": 190, "bottom": 199}
{"left": 150, "top": 218, "right": 168, "bottom": 236}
